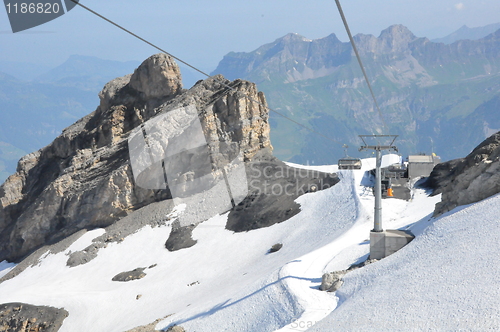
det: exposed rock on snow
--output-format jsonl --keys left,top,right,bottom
{"left": 320, "top": 271, "right": 345, "bottom": 292}
{"left": 164, "top": 220, "right": 197, "bottom": 252}
{"left": 65, "top": 200, "right": 175, "bottom": 268}
{"left": 226, "top": 149, "right": 338, "bottom": 232}
{"left": 320, "top": 259, "right": 378, "bottom": 292}
{"left": 268, "top": 243, "right": 283, "bottom": 253}
{"left": 112, "top": 268, "right": 147, "bottom": 282}
{"left": 426, "top": 131, "right": 500, "bottom": 215}
{"left": 166, "top": 325, "right": 185, "bottom": 332}
{"left": 348, "top": 258, "right": 378, "bottom": 270}
{"left": 124, "top": 315, "right": 173, "bottom": 332}
{"left": 0, "top": 303, "right": 68, "bottom": 332}
{"left": 66, "top": 244, "right": 101, "bottom": 268}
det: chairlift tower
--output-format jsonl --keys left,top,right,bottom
{"left": 359, "top": 135, "right": 398, "bottom": 232}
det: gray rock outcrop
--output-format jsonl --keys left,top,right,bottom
{"left": 0, "top": 53, "right": 272, "bottom": 262}
{"left": 320, "top": 259, "right": 378, "bottom": 293}
{"left": 226, "top": 149, "right": 338, "bottom": 232}
{"left": 268, "top": 243, "right": 283, "bottom": 253}
{"left": 0, "top": 303, "right": 68, "bottom": 332}
{"left": 112, "top": 268, "right": 147, "bottom": 282}
{"left": 129, "top": 54, "right": 182, "bottom": 100}
{"left": 164, "top": 220, "right": 197, "bottom": 252}
{"left": 426, "top": 131, "right": 500, "bottom": 215}
{"left": 166, "top": 326, "right": 185, "bottom": 332}
{"left": 320, "top": 271, "right": 345, "bottom": 292}
{"left": 123, "top": 314, "right": 174, "bottom": 332}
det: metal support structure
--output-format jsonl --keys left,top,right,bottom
{"left": 374, "top": 148, "right": 382, "bottom": 232}
{"left": 359, "top": 135, "right": 398, "bottom": 232}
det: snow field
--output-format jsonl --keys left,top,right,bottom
{"left": 0, "top": 156, "right": 446, "bottom": 331}
{"left": 0, "top": 167, "right": 360, "bottom": 331}
{"left": 310, "top": 194, "right": 500, "bottom": 331}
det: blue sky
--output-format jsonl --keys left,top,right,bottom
{"left": 1, "top": 0, "right": 500, "bottom": 74}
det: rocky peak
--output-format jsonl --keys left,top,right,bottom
{"left": 353, "top": 24, "right": 417, "bottom": 55}
{"left": 319, "top": 33, "right": 342, "bottom": 45}
{"left": 379, "top": 24, "right": 416, "bottom": 42}
{"left": 129, "top": 53, "right": 182, "bottom": 100}
{"left": 280, "top": 32, "right": 309, "bottom": 44}
{"left": 0, "top": 54, "right": 272, "bottom": 262}
{"left": 379, "top": 24, "right": 417, "bottom": 53}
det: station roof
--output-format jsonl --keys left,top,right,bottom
{"left": 408, "top": 155, "right": 434, "bottom": 163}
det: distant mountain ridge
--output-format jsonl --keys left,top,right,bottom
{"left": 215, "top": 32, "right": 350, "bottom": 84}
{"left": 432, "top": 22, "right": 500, "bottom": 44}
{"left": 35, "top": 55, "right": 140, "bottom": 91}
{"left": 213, "top": 24, "right": 500, "bottom": 164}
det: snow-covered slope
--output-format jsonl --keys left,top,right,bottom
{"left": 2, "top": 155, "right": 496, "bottom": 332}
{"left": 0, "top": 163, "right": 364, "bottom": 331}
{"left": 310, "top": 192, "right": 500, "bottom": 331}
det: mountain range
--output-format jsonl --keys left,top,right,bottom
{"left": 1, "top": 23, "right": 500, "bottom": 183}
{"left": 213, "top": 24, "right": 500, "bottom": 165}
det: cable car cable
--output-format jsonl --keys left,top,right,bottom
{"left": 334, "top": 0, "right": 389, "bottom": 134}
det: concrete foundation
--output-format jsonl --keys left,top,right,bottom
{"left": 370, "top": 230, "right": 415, "bottom": 260}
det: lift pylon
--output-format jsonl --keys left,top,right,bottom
{"left": 359, "top": 135, "right": 398, "bottom": 232}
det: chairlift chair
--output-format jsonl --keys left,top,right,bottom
{"left": 338, "top": 144, "right": 362, "bottom": 170}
